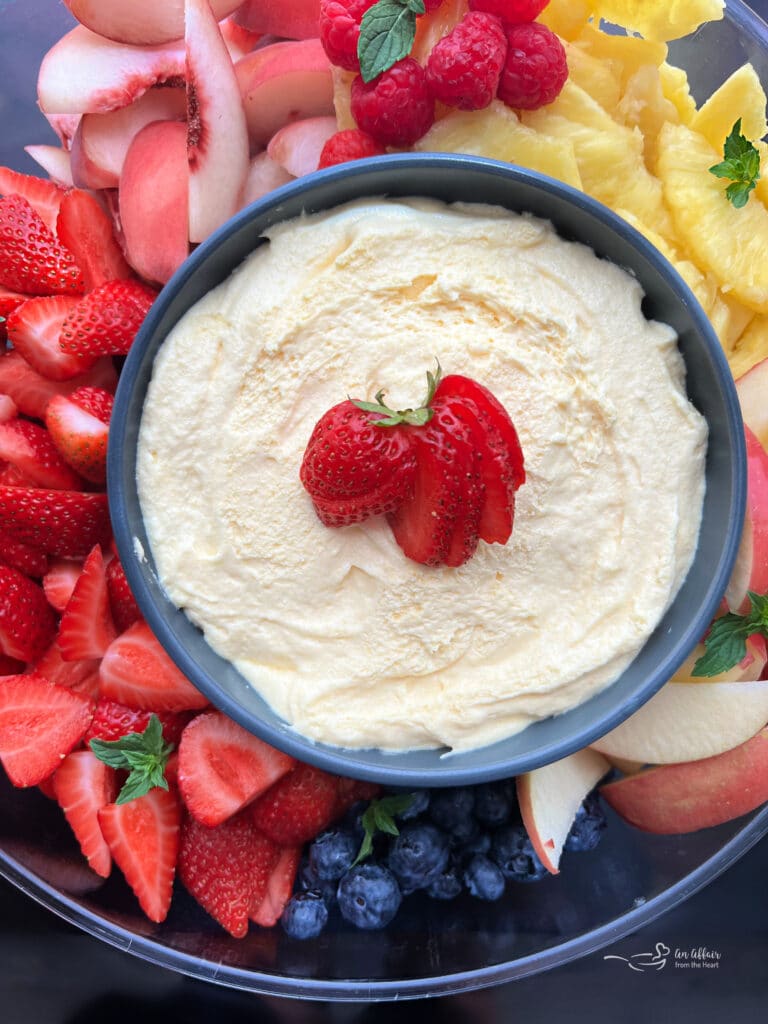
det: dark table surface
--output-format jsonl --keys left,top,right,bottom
{"left": 2, "top": 1, "right": 768, "bottom": 1020}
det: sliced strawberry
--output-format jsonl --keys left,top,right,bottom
{"left": 0, "top": 673, "right": 94, "bottom": 786}
{"left": 105, "top": 555, "right": 142, "bottom": 632}
{"left": 177, "top": 711, "right": 295, "bottom": 827}
{"left": 0, "top": 485, "right": 110, "bottom": 557}
{"left": 178, "top": 812, "right": 278, "bottom": 938}
{"left": 0, "top": 195, "right": 84, "bottom": 296}
{"left": 37, "top": 773, "right": 58, "bottom": 800}
{"left": 58, "top": 544, "right": 117, "bottom": 661}
{"left": 46, "top": 387, "right": 113, "bottom": 485}
{"left": 6, "top": 296, "right": 96, "bottom": 381}
{"left": 0, "top": 564, "right": 58, "bottom": 661}
{"left": 0, "top": 531, "right": 48, "bottom": 577}
{"left": 0, "top": 286, "right": 27, "bottom": 343}
{"left": 0, "top": 462, "right": 37, "bottom": 487}
{"left": 53, "top": 748, "right": 118, "bottom": 878}
{"left": 333, "top": 776, "right": 383, "bottom": 818}
{"left": 0, "top": 166, "right": 65, "bottom": 233}
{"left": 250, "top": 845, "right": 302, "bottom": 928}
{"left": 0, "top": 653, "right": 25, "bottom": 675}
{"left": 85, "top": 699, "right": 192, "bottom": 748}
{"left": 0, "top": 397, "right": 17, "bottom": 422}
{"left": 33, "top": 640, "right": 99, "bottom": 691}
{"left": 250, "top": 762, "right": 340, "bottom": 845}
{"left": 98, "top": 786, "right": 181, "bottom": 923}
{"left": 99, "top": 620, "right": 209, "bottom": 712}
{"left": 0, "top": 418, "right": 84, "bottom": 490}
{"left": 0, "top": 349, "right": 117, "bottom": 421}
{"left": 55, "top": 188, "right": 132, "bottom": 292}
{"left": 59, "top": 279, "right": 158, "bottom": 359}
{"left": 43, "top": 557, "right": 83, "bottom": 611}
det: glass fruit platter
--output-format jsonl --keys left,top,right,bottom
{"left": 1, "top": 0, "right": 768, "bottom": 1001}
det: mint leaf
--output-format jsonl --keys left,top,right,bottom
{"left": 89, "top": 714, "right": 174, "bottom": 805}
{"left": 358, "top": 0, "right": 424, "bottom": 83}
{"left": 352, "top": 793, "right": 415, "bottom": 866}
{"left": 692, "top": 592, "right": 768, "bottom": 676}
{"left": 709, "top": 118, "right": 761, "bottom": 208}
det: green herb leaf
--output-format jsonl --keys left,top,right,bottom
{"left": 350, "top": 359, "right": 440, "bottom": 428}
{"left": 709, "top": 118, "right": 761, "bottom": 208}
{"left": 352, "top": 793, "right": 415, "bottom": 866}
{"left": 89, "top": 714, "right": 174, "bottom": 805}
{"left": 358, "top": 0, "right": 425, "bottom": 83}
{"left": 692, "top": 591, "right": 768, "bottom": 676}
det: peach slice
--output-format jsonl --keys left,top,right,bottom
{"left": 24, "top": 146, "right": 74, "bottom": 187}
{"left": 235, "top": 39, "right": 334, "bottom": 150}
{"left": 736, "top": 356, "right": 768, "bottom": 453}
{"left": 235, "top": 0, "right": 321, "bottom": 40}
{"left": 45, "top": 114, "right": 81, "bottom": 151}
{"left": 725, "top": 426, "right": 768, "bottom": 613}
{"left": 119, "top": 121, "right": 190, "bottom": 285}
{"left": 267, "top": 115, "right": 337, "bottom": 177}
{"left": 600, "top": 728, "right": 768, "bottom": 833}
{"left": 70, "top": 86, "right": 187, "bottom": 190}
{"left": 38, "top": 26, "right": 185, "bottom": 116}
{"left": 63, "top": 0, "right": 243, "bottom": 46}
{"left": 219, "top": 17, "right": 263, "bottom": 63}
{"left": 240, "top": 153, "right": 294, "bottom": 209}
{"left": 517, "top": 748, "right": 610, "bottom": 874}
{"left": 186, "top": 0, "right": 250, "bottom": 243}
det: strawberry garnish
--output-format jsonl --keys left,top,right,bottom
{"left": 0, "top": 194, "right": 84, "bottom": 296}
{"left": 98, "top": 786, "right": 181, "bottom": 923}
{"left": 52, "top": 749, "right": 118, "bottom": 877}
{"left": 177, "top": 711, "right": 295, "bottom": 827}
{"left": 105, "top": 555, "right": 142, "bottom": 633}
{"left": 0, "top": 486, "right": 111, "bottom": 557}
{"left": 0, "top": 564, "right": 58, "bottom": 661}
{"left": 46, "top": 386, "right": 114, "bottom": 485}
{"left": 0, "top": 531, "right": 48, "bottom": 578}
{"left": 58, "top": 544, "right": 117, "bottom": 661}
{"left": 42, "top": 557, "right": 82, "bottom": 612}
{"left": 59, "top": 279, "right": 158, "bottom": 359}
{"left": 0, "top": 418, "right": 84, "bottom": 490}
{"left": 0, "top": 673, "right": 94, "bottom": 787}
{"left": 250, "top": 845, "right": 302, "bottom": 928}
{"left": 6, "top": 295, "right": 96, "bottom": 381}
{"left": 55, "top": 189, "right": 132, "bottom": 291}
{"left": 0, "top": 166, "right": 65, "bottom": 233}
{"left": 0, "top": 349, "right": 117, "bottom": 421}
{"left": 86, "top": 699, "right": 191, "bottom": 749}
{"left": 250, "top": 762, "right": 341, "bottom": 845}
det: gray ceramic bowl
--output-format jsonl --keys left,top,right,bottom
{"left": 108, "top": 153, "right": 746, "bottom": 787}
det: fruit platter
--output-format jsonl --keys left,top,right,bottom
{"left": 1, "top": 0, "right": 768, "bottom": 1000}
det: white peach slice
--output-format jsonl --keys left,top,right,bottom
{"left": 240, "top": 153, "right": 294, "bottom": 209}
{"left": 219, "top": 17, "right": 263, "bottom": 63}
{"left": 517, "top": 748, "right": 610, "bottom": 875}
{"left": 736, "top": 356, "right": 768, "bottom": 453}
{"left": 24, "top": 146, "right": 74, "bottom": 187}
{"left": 235, "top": 39, "right": 334, "bottom": 150}
{"left": 45, "top": 114, "right": 81, "bottom": 151}
{"left": 63, "top": 0, "right": 242, "bottom": 47}
{"left": 725, "top": 426, "right": 768, "bottom": 613}
{"left": 38, "top": 26, "right": 184, "bottom": 116}
{"left": 267, "top": 115, "right": 337, "bottom": 177}
{"left": 600, "top": 728, "right": 768, "bottom": 833}
{"left": 234, "top": 0, "right": 321, "bottom": 40}
{"left": 119, "top": 121, "right": 190, "bottom": 285}
{"left": 70, "top": 86, "right": 186, "bottom": 190}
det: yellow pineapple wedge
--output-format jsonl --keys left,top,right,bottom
{"left": 538, "top": 0, "right": 595, "bottom": 41}
{"left": 657, "top": 121, "right": 768, "bottom": 314}
{"left": 707, "top": 290, "right": 754, "bottom": 354}
{"left": 729, "top": 315, "right": 768, "bottom": 379}
{"left": 617, "top": 65, "right": 680, "bottom": 172}
{"left": 589, "top": 0, "right": 724, "bottom": 41}
{"left": 573, "top": 23, "right": 667, "bottom": 90}
{"left": 691, "top": 64, "right": 767, "bottom": 152}
{"left": 659, "top": 62, "right": 697, "bottom": 124}
{"left": 565, "top": 42, "right": 622, "bottom": 116}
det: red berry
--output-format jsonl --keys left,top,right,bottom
{"left": 497, "top": 21, "right": 568, "bottom": 110}
{"left": 426, "top": 12, "right": 507, "bottom": 111}
{"left": 0, "top": 195, "right": 85, "bottom": 297}
{"left": 0, "top": 486, "right": 111, "bottom": 558}
{"left": 55, "top": 188, "right": 132, "bottom": 292}
{"left": 250, "top": 762, "right": 341, "bottom": 845}
{"left": 0, "top": 565, "right": 58, "bottom": 662}
{"left": 251, "top": 845, "right": 302, "bottom": 928}
{"left": 53, "top": 749, "right": 118, "bottom": 878}
{"left": 105, "top": 555, "right": 142, "bottom": 633}
{"left": 319, "top": 0, "right": 377, "bottom": 72}
{"left": 57, "top": 544, "right": 117, "bottom": 662}
{"left": 86, "top": 699, "right": 191, "bottom": 748}
{"left": 351, "top": 58, "right": 435, "bottom": 147}
{"left": 469, "top": 0, "right": 548, "bottom": 21}
{"left": 318, "top": 128, "right": 386, "bottom": 168}
{"left": 45, "top": 386, "right": 114, "bottom": 485}
{"left": 59, "top": 279, "right": 158, "bottom": 359}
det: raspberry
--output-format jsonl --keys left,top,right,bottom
{"left": 351, "top": 58, "right": 436, "bottom": 147}
{"left": 469, "top": 0, "right": 548, "bottom": 22}
{"left": 424, "top": 0, "right": 445, "bottom": 9}
{"left": 425, "top": 12, "right": 507, "bottom": 111}
{"left": 318, "top": 129, "right": 387, "bottom": 168}
{"left": 319, "top": 0, "right": 378, "bottom": 72}
{"left": 497, "top": 21, "right": 568, "bottom": 110}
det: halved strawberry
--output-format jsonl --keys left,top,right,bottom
{"left": 6, "top": 296, "right": 96, "bottom": 381}
{"left": 85, "top": 699, "right": 192, "bottom": 748}
{"left": 178, "top": 812, "right": 278, "bottom": 938}
{"left": 46, "top": 387, "right": 113, "bottom": 485}
{"left": 0, "top": 397, "right": 17, "bottom": 422}
{"left": 0, "top": 349, "right": 117, "bottom": 420}
{"left": 55, "top": 188, "right": 132, "bottom": 292}
{"left": 0, "top": 486, "right": 111, "bottom": 557}
{"left": 0, "top": 166, "right": 65, "bottom": 233}
{"left": 0, "top": 673, "right": 94, "bottom": 786}
{"left": 99, "top": 620, "right": 209, "bottom": 712}
{"left": 0, "top": 194, "right": 84, "bottom": 296}
{"left": 250, "top": 762, "right": 340, "bottom": 845}
{"left": 42, "top": 557, "right": 83, "bottom": 611}
{"left": 53, "top": 748, "right": 118, "bottom": 878}
{"left": 0, "top": 286, "right": 27, "bottom": 343}
{"left": 98, "top": 786, "right": 181, "bottom": 923}
{"left": 177, "top": 711, "right": 295, "bottom": 827}
{"left": 250, "top": 845, "right": 302, "bottom": 928}
{"left": 0, "top": 564, "right": 58, "bottom": 661}
{"left": 59, "top": 279, "right": 158, "bottom": 359}
{"left": 58, "top": 544, "right": 117, "bottom": 661}
{"left": 0, "top": 462, "right": 37, "bottom": 488}
{"left": 333, "top": 776, "right": 382, "bottom": 818}
{"left": 0, "top": 531, "right": 48, "bottom": 578}
{"left": 105, "top": 555, "right": 142, "bottom": 633}
{"left": 33, "top": 639, "right": 99, "bottom": 691}
{"left": 0, "top": 418, "right": 84, "bottom": 490}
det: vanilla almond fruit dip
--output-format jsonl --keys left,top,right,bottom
{"left": 137, "top": 198, "right": 708, "bottom": 754}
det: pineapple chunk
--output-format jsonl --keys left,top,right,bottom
{"left": 707, "top": 290, "right": 754, "bottom": 353}
{"left": 617, "top": 65, "right": 680, "bottom": 172}
{"left": 657, "top": 121, "right": 768, "bottom": 314}
{"left": 729, "top": 315, "right": 768, "bottom": 379}
{"left": 691, "top": 64, "right": 767, "bottom": 152}
{"left": 415, "top": 101, "right": 583, "bottom": 190}
{"left": 589, "top": 0, "right": 724, "bottom": 42}
{"left": 660, "top": 62, "right": 697, "bottom": 124}
{"left": 574, "top": 23, "right": 667, "bottom": 90}
{"left": 756, "top": 140, "right": 768, "bottom": 208}
{"left": 538, "top": 0, "right": 595, "bottom": 41}
{"left": 565, "top": 42, "right": 622, "bottom": 115}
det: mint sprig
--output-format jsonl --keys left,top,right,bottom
{"left": 352, "top": 793, "right": 414, "bottom": 866}
{"left": 709, "top": 118, "right": 761, "bottom": 209}
{"left": 692, "top": 591, "right": 768, "bottom": 676}
{"left": 352, "top": 360, "right": 441, "bottom": 427}
{"left": 358, "top": 0, "right": 425, "bottom": 83}
{"left": 89, "top": 714, "right": 174, "bottom": 804}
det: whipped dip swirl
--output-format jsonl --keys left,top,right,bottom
{"left": 137, "top": 199, "right": 707, "bottom": 753}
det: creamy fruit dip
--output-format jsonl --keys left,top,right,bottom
{"left": 137, "top": 199, "right": 707, "bottom": 753}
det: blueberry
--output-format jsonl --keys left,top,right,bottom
{"left": 457, "top": 829, "right": 491, "bottom": 861}
{"left": 281, "top": 891, "right": 329, "bottom": 940}
{"left": 339, "top": 801, "right": 368, "bottom": 837}
{"left": 464, "top": 854, "right": 506, "bottom": 901}
{"left": 426, "top": 859, "right": 464, "bottom": 901}
{"left": 474, "top": 782, "right": 513, "bottom": 829}
{"left": 429, "top": 787, "right": 477, "bottom": 842}
{"left": 337, "top": 863, "right": 402, "bottom": 930}
{"left": 397, "top": 789, "right": 430, "bottom": 822}
{"left": 564, "top": 793, "right": 607, "bottom": 853}
{"left": 309, "top": 829, "right": 358, "bottom": 880}
{"left": 490, "top": 825, "right": 548, "bottom": 883}
{"left": 387, "top": 823, "right": 450, "bottom": 891}
{"left": 297, "top": 855, "right": 336, "bottom": 908}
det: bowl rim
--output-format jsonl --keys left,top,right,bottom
{"left": 108, "top": 152, "right": 747, "bottom": 786}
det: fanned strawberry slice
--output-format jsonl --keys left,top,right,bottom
{"left": 98, "top": 786, "right": 181, "bottom": 923}
{"left": 0, "top": 531, "right": 48, "bottom": 578}
{"left": 0, "top": 673, "right": 94, "bottom": 786}
{"left": 0, "top": 418, "right": 84, "bottom": 490}
{"left": 177, "top": 711, "right": 295, "bottom": 827}
{"left": 0, "top": 486, "right": 111, "bottom": 557}
{"left": 42, "top": 557, "right": 83, "bottom": 611}
{"left": 59, "top": 279, "right": 158, "bottom": 358}
{"left": 250, "top": 845, "right": 302, "bottom": 928}
{"left": 250, "top": 762, "right": 340, "bottom": 845}
{"left": 0, "top": 564, "right": 58, "bottom": 661}
{"left": 55, "top": 188, "right": 132, "bottom": 291}
{"left": 0, "top": 195, "right": 84, "bottom": 296}
{"left": 0, "top": 286, "right": 27, "bottom": 342}
{"left": 53, "top": 748, "right": 118, "bottom": 877}
{"left": 99, "top": 620, "right": 209, "bottom": 712}
{"left": 58, "top": 544, "right": 117, "bottom": 661}
{"left": 6, "top": 295, "right": 97, "bottom": 381}
{"left": 0, "top": 166, "right": 65, "bottom": 233}
{"left": 178, "top": 812, "right": 279, "bottom": 938}
{"left": 105, "top": 555, "right": 142, "bottom": 632}
{"left": 85, "top": 699, "right": 192, "bottom": 748}
{"left": 33, "top": 639, "right": 99, "bottom": 691}
{"left": 46, "top": 387, "right": 113, "bottom": 485}
{"left": 0, "top": 349, "right": 117, "bottom": 420}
